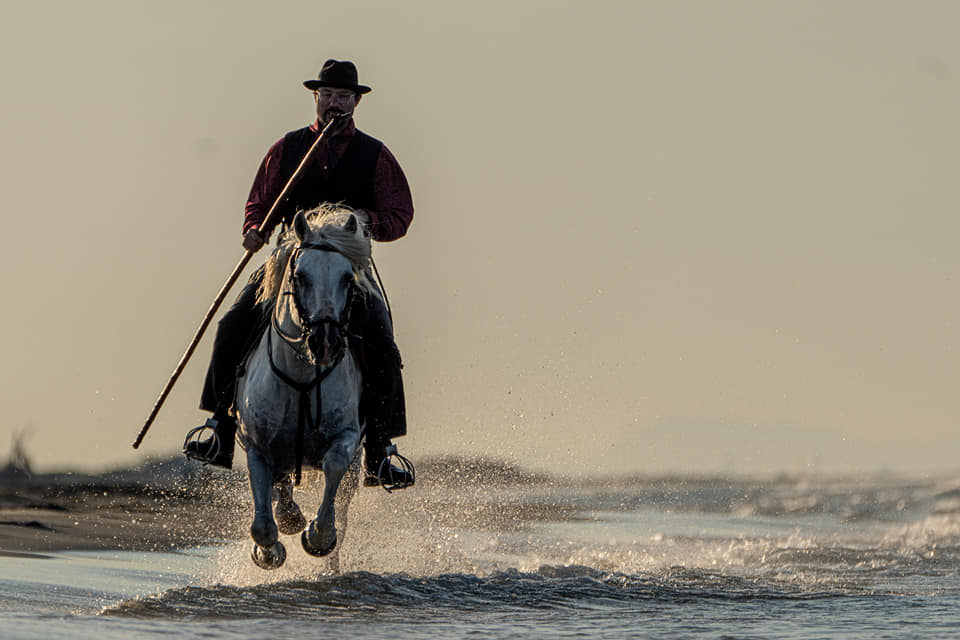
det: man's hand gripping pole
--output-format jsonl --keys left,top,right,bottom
{"left": 132, "top": 115, "right": 351, "bottom": 449}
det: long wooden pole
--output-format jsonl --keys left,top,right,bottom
{"left": 132, "top": 115, "right": 349, "bottom": 449}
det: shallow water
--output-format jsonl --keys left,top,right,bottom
{"left": 3, "top": 474, "right": 960, "bottom": 639}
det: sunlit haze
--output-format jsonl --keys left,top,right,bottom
{"left": 1, "top": 1, "right": 957, "bottom": 476}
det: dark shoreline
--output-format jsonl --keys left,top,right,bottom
{"left": 0, "top": 468, "right": 248, "bottom": 553}
{"left": 0, "top": 454, "right": 575, "bottom": 554}
{"left": 7, "top": 453, "right": 930, "bottom": 554}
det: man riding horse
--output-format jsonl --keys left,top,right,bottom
{"left": 184, "top": 59, "right": 414, "bottom": 488}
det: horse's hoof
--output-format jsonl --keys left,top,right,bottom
{"left": 276, "top": 502, "right": 307, "bottom": 535}
{"left": 251, "top": 540, "right": 286, "bottom": 570}
{"left": 301, "top": 526, "right": 337, "bottom": 557}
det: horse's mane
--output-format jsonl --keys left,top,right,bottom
{"left": 257, "top": 204, "right": 372, "bottom": 305}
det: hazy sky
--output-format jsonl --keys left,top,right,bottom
{"left": 1, "top": 1, "right": 957, "bottom": 476}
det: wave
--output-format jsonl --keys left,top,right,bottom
{"left": 86, "top": 467, "right": 960, "bottom": 624}
{"left": 101, "top": 565, "right": 864, "bottom": 620}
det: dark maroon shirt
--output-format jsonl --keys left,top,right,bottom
{"left": 244, "top": 119, "right": 414, "bottom": 242}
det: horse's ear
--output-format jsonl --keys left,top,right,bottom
{"left": 345, "top": 214, "right": 358, "bottom": 234}
{"left": 293, "top": 211, "right": 309, "bottom": 240}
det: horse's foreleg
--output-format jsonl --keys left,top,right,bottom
{"left": 301, "top": 443, "right": 351, "bottom": 557}
{"left": 247, "top": 447, "right": 286, "bottom": 570}
{"left": 328, "top": 449, "right": 362, "bottom": 573}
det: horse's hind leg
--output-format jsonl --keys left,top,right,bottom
{"left": 247, "top": 447, "right": 286, "bottom": 570}
{"left": 275, "top": 475, "right": 307, "bottom": 535}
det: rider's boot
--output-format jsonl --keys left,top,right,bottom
{"left": 357, "top": 281, "right": 414, "bottom": 489}
{"left": 360, "top": 341, "right": 414, "bottom": 488}
{"left": 183, "top": 412, "right": 237, "bottom": 470}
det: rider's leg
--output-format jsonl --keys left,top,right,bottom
{"left": 358, "top": 285, "right": 414, "bottom": 487}
{"left": 184, "top": 268, "right": 267, "bottom": 469}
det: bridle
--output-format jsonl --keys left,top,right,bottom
{"left": 271, "top": 241, "right": 359, "bottom": 365}
{"left": 266, "top": 241, "right": 361, "bottom": 485}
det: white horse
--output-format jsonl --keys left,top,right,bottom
{"left": 235, "top": 206, "right": 371, "bottom": 570}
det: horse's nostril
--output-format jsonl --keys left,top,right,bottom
{"left": 302, "top": 319, "right": 346, "bottom": 365}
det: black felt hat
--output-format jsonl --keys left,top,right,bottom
{"left": 303, "top": 59, "right": 372, "bottom": 94}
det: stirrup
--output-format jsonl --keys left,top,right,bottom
{"left": 182, "top": 419, "right": 222, "bottom": 462}
{"left": 370, "top": 444, "right": 415, "bottom": 493}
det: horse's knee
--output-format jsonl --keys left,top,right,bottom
{"left": 322, "top": 447, "right": 351, "bottom": 477}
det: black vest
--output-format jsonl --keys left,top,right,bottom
{"left": 276, "top": 126, "right": 383, "bottom": 226}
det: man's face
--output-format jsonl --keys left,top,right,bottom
{"left": 315, "top": 87, "right": 359, "bottom": 124}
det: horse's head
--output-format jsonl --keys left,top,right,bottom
{"left": 279, "top": 209, "right": 365, "bottom": 368}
